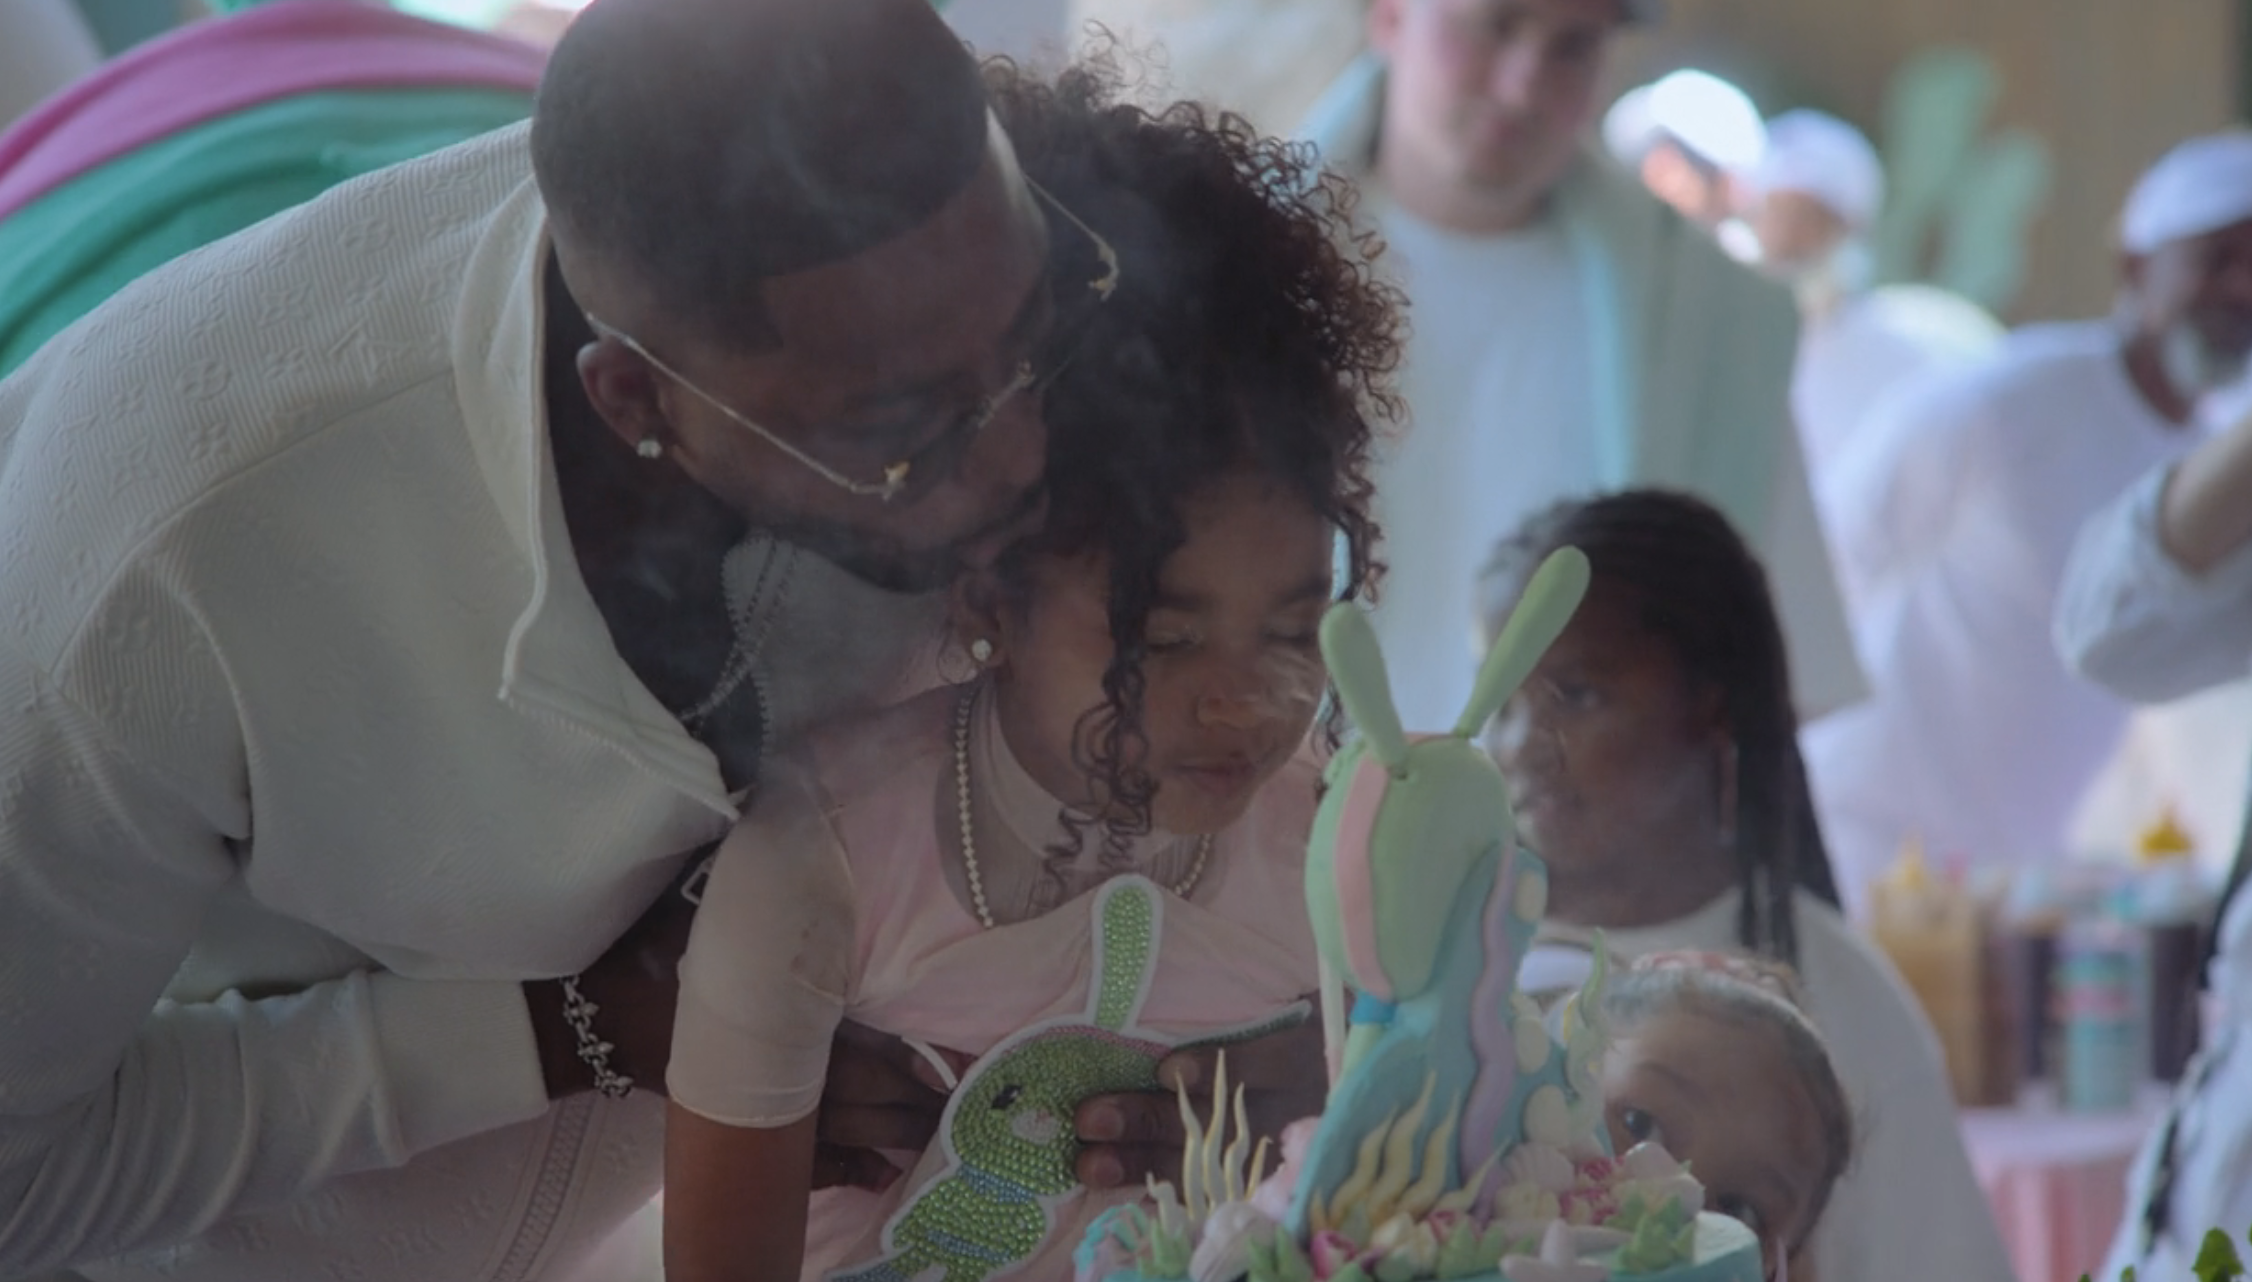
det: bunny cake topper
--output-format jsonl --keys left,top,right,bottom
{"left": 832, "top": 878, "right": 1301, "bottom": 1282}
{"left": 1292, "top": 547, "right": 1598, "bottom": 1233}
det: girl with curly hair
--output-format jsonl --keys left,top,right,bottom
{"left": 659, "top": 55, "right": 1401, "bottom": 1282}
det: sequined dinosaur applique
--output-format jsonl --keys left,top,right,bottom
{"left": 828, "top": 876, "right": 1300, "bottom": 1282}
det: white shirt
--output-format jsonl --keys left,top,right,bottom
{"left": 2102, "top": 892, "right": 2252, "bottom": 1282}
{"left": 0, "top": 124, "right": 939, "bottom": 1282}
{"left": 1368, "top": 193, "right": 1598, "bottom": 732}
{"left": 2060, "top": 434, "right": 2252, "bottom": 1282}
{"left": 1364, "top": 188, "right": 1856, "bottom": 734}
{"left": 1802, "top": 322, "right": 2200, "bottom": 913}
{"left": 1794, "top": 284, "right": 2003, "bottom": 629}
{"left": 1541, "top": 891, "right": 2017, "bottom": 1282}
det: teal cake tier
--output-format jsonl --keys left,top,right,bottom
{"left": 1085, "top": 1211, "right": 1764, "bottom": 1282}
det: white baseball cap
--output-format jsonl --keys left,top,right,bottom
{"left": 1642, "top": 69, "right": 1766, "bottom": 173}
{"left": 1751, "top": 109, "right": 1885, "bottom": 231}
{"left": 2120, "top": 130, "right": 2252, "bottom": 254}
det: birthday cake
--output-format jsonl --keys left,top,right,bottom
{"left": 1075, "top": 550, "right": 1765, "bottom": 1282}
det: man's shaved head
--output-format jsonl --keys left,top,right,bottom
{"left": 532, "top": 0, "right": 992, "bottom": 340}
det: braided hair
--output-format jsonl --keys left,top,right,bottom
{"left": 1479, "top": 489, "right": 1841, "bottom": 964}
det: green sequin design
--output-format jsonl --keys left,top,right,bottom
{"left": 1093, "top": 883, "right": 1154, "bottom": 1030}
{"left": 828, "top": 878, "right": 1170, "bottom": 1282}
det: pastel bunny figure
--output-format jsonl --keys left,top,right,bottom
{"left": 1288, "top": 548, "right": 1592, "bottom": 1234}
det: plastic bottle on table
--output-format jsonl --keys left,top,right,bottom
{"left": 2055, "top": 912, "right": 2147, "bottom": 1112}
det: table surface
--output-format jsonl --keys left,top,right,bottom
{"left": 1960, "top": 1086, "right": 2168, "bottom": 1170}
{"left": 1958, "top": 1085, "right": 2169, "bottom": 1282}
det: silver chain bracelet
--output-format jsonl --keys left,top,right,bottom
{"left": 558, "top": 976, "right": 635, "bottom": 1099}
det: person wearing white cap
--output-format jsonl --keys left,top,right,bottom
{"left": 1742, "top": 109, "right": 2004, "bottom": 627}
{"left": 2054, "top": 133, "right": 2252, "bottom": 1282}
{"left": 1604, "top": 69, "right": 1767, "bottom": 230}
{"left": 1801, "top": 130, "right": 2252, "bottom": 924}
{"left": 1292, "top": 0, "right": 1862, "bottom": 753}
{"left": 1745, "top": 110, "right": 1885, "bottom": 293}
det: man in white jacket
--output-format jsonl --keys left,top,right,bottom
{"left": 0, "top": 1, "right": 1324, "bottom": 1279}
{"left": 2060, "top": 396, "right": 2252, "bottom": 1282}
{"left": 1802, "top": 131, "right": 2252, "bottom": 914}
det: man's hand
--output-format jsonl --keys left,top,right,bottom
{"left": 2162, "top": 403, "right": 2252, "bottom": 573}
{"left": 1072, "top": 1012, "right": 1326, "bottom": 1189}
{"left": 525, "top": 848, "right": 709, "bottom": 1100}
{"left": 813, "top": 1022, "right": 970, "bottom": 1192}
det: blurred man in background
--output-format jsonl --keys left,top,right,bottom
{"left": 1603, "top": 67, "right": 1766, "bottom": 233}
{"left": 1740, "top": 108, "right": 2003, "bottom": 629}
{"left": 1804, "top": 131, "right": 2252, "bottom": 917}
{"left": 1298, "top": 0, "right": 1860, "bottom": 739}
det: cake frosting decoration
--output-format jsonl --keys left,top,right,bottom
{"left": 830, "top": 877, "right": 1302, "bottom": 1282}
{"left": 1074, "top": 548, "right": 1766, "bottom": 1282}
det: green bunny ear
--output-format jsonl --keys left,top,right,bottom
{"left": 1454, "top": 548, "right": 1592, "bottom": 739}
{"left": 1321, "top": 604, "right": 1411, "bottom": 767}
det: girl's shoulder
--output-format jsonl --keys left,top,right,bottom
{"left": 785, "top": 683, "right": 959, "bottom": 810}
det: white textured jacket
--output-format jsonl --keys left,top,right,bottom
{"left": 0, "top": 123, "right": 939, "bottom": 1282}
{"left": 2056, "top": 460, "right": 2252, "bottom": 703}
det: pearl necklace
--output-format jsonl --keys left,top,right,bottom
{"left": 952, "top": 684, "right": 1212, "bottom": 929}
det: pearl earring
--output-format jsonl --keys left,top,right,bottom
{"left": 635, "top": 436, "right": 664, "bottom": 461}
{"left": 969, "top": 638, "right": 995, "bottom": 665}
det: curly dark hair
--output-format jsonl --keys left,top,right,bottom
{"left": 984, "top": 52, "right": 1403, "bottom": 857}
{"left": 1479, "top": 490, "right": 1842, "bottom": 965}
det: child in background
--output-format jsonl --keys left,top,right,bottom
{"left": 1602, "top": 951, "right": 1855, "bottom": 1282}
{"left": 658, "top": 55, "right": 1401, "bottom": 1282}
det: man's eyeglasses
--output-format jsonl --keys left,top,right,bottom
{"left": 586, "top": 178, "right": 1119, "bottom": 504}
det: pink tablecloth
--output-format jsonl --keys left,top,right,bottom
{"left": 1959, "top": 1092, "right": 2165, "bottom": 1282}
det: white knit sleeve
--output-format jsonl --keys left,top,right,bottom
{"left": 2055, "top": 463, "right": 2252, "bottom": 703}
{"left": 0, "top": 631, "right": 549, "bottom": 1278}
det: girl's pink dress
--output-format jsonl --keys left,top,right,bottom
{"left": 671, "top": 682, "right": 1320, "bottom": 1279}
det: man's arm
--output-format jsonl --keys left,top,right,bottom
{"left": 2161, "top": 407, "right": 2252, "bottom": 573}
{"left": 1821, "top": 378, "right": 1983, "bottom": 606}
{"left": 2057, "top": 439, "right": 2252, "bottom": 704}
